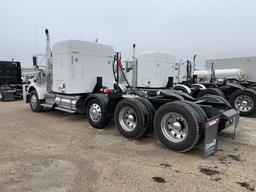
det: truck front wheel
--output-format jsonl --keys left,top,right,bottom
{"left": 87, "top": 97, "right": 109, "bottom": 129}
{"left": 29, "top": 90, "right": 43, "bottom": 112}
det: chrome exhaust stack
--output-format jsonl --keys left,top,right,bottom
{"left": 45, "top": 29, "right": 53, "bottom": 92}
{"left": 132, "top": 43, "right": 137, "bottom": 88}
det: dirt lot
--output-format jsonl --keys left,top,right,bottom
{"left": 0, "top": 101, "right": 255, "bottom": 192}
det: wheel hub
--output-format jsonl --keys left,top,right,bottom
{"left": 241, "top": 100, "right": 248, "bottom": 107}
{"left": 119, "top": 107, "right": 137, "bottom": 132}
{"left": 89, "top": 103, "right": 102, "bottom": 123}
{"left": 30, "top": 95, "right": 37, "bottom": 109}
{"left": 234, "top": 95, "right": 254, "bottom": 112}
{"left": 161, "top": 112, "right": 188, "bottom": 143}
{"left": 127, "top": 114, "right": 135, "bottom": 122}
{"left": 172, "top": 121, "right": 182, "bottom": 132}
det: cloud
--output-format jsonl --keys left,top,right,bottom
{"left": 0, "top": 0, "right": 255, "bottom": 67}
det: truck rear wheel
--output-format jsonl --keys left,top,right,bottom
{"left": 87, "top": 96, "right": 109, "bottom": 129}
{"left": 182, "top": 101, "right": 207, "bottom": 142}
{"left": 136, "top": 97, "right": 155, "bottom": 135}
{"left": 229, "top": 89, "right": 256, "bottom": 116}
{"left": 153, "top": 101, "right": 200, "bottom": 152}
{"left": 197, "top": 88, "right": 225, "bottom": 98}
{"left": 29, "top": 90, "right": 43, "bottom": 112}
{"left": 114, "top": 99, "right": 149, "bottom": 139}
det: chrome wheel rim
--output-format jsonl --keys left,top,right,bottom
{"left": 234, "top": 95, "right": 253, "bottom": 112}
{"left": 89, "top": 103, "right": 102, "bottom": 123}
{"left": 119, "top": 106, "right": 137, "bottom": 132}
{"left": 30, "top": 95, "right": 38, "bottom": 109}
{"left": 161, "top": 112, "right": 188, "bottom": 143}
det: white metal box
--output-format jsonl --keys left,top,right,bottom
{"left": 52, "top": 40, "right": 114, "bottom": 94}
{"left": 205, "top": 56, "right": 256, "bottom": 82}
{"left": 136, "top": 52, "right": 177, "bottom": 88}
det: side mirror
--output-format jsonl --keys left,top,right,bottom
{"left": 125, "top": 61, "right": 134, "bottom": 71}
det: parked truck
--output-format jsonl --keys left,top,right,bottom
{"left": 0, "top": 60, "right": 23, "bottom": 101}
{"left": 24, "top": 30, "right": 239, "bottom": 156}
{"left": 171, "top": 56, "right": 256, "bottom": 116}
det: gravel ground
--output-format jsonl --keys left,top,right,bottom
{"left": 0, "top": 101, "right": 255, "bottom": 192}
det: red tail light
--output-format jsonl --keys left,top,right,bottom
{"left": 205, "top": 118, "right": 220, "bottom": 129}
{"left": 100, "top": 88, "right": 113, "bottom": 94}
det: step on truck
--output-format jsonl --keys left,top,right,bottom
{"left": 23, "top": 30, "right": 239, "bottom": 156}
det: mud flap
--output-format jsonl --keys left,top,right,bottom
{"left": 203, "top": 109, "right": 240, "bottom": 158}
{"left": 204, "top": 118, "right": 219, "bottom": 158}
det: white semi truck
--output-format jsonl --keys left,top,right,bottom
{"left": 24, "top": 30, "right": 239, "bottom": 155}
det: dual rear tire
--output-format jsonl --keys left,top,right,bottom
{"left": 153, "top": 101, "right": 205, "bottom": 152}
{"left": 114, "top": 98, "right": 154, "bottom": 139}
{"left": 114, "top": 98, "right": 205, "bottom": 152}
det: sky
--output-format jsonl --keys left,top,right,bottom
{"left": 0, "top": 0, "right": 255, "bottom": 68}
